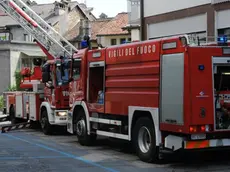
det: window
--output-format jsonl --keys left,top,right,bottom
{"left": 0, "top": 33, "right": 9, "bottom": 41}
{"left": 188, "top": 32, "right": 206, "bottom": 43}
{"left": 120, "top": 38, "right": 126, "bottom": 44}
{"left": 24, "top": 34, "right": 29, "bottom": 41}
{"left": 111, "top": 39, "right": 117, "bottom": 45}
{"left": 56, "top": 59, "right": 71, "bottom": 86}
{"left": 149, "top": 32, "right": 207, "bottom": 44}
{"left": 218, "top": 28, "right": 230, "bottom": 38}
{"left": 72, "top": 60, "right": 81, "bottom": 80}
{"left": 128, "top": 38, "right": 131, "bottom": 42}
{"left": 211, "top": 0, "right": 227, "bottom": 4}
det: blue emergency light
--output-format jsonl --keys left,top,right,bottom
{"left": 121, "top": 40, "right": 131, "bottom": 44}
{"left": 81, "top": 40, "right": 88, "bottom": 49}
{"left": 198, "top": 64, "right": 205, "bottom": 71}
{"left": 218, "top": 35, "right": 228, "bottom": 46}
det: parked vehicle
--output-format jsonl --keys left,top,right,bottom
{"left": 1, "top": 0, "right": 77, "bottom": 134}
{"left": 66, "top": 35, "right": 230, "bottom": 162}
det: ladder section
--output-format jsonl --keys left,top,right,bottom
{"left": 0, "top": 0, "right": 78, "bottom": 58}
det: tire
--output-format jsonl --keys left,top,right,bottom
{"left": 132, "top": 117, "right": 159, "bottom": 163}
{"left": 75, "top": 109, "right": 96, "bottom": 146}
{"left": 40, "top": 110, "right": 53, "bottom": 135}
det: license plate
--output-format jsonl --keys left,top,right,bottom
{"left": 59, "top": 118, "right": 67, "bottom": 120}
{"left": 191, "top": 134, "right": 206, "bottom": 140}
{"left": 216, "top": 139, "right": 223, "bottom": 146}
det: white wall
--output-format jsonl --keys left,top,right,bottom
{"left": 131, "top": 29, "right": 140, "bottom": 41}
{"left": 144, "top": 0, "right": 211, "bottom": 17}
{"left": 10, "top": 27, "right": 33, "bottom": 42}
{"left": 216, "top": 9, "right": 230, "bottom": 29}
{"left": 10, "top": 51, "right": 20, "bottom": 86}
{"left": 147, "top": 14, "right": 207, "bottom": 39}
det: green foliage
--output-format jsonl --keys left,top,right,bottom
{"left": 4, "top": 70, "right": 22, "bottom": 92}
{"left": 14, "top": 70, "right": 22, "bottom": 91}
{"left": 6, "top": 85, "right": 16, "bottom": 91}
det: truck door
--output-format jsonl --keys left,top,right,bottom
{"left": 87, "top": 61, "right": 105, "bottom": 113}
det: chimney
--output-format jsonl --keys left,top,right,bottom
{"left": 54, "top": 0, "right": 70, "bottom": 16}
{"left": 78, "top": 19, "right": 84, "bottom": 40}
{"left": 78, "top": 18, "right": 91, "bottom": 40}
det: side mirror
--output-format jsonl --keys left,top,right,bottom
{"left": 42, "top": 72, "right": 50, "bottom": 83}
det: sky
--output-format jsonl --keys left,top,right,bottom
{"left": 34, "top": 0, "right": 127, "bottom": 18}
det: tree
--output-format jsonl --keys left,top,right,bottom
{"left": 99, "top": 13, "right": 108, "bottom": 19}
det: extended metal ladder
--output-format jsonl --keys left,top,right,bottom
{"left": 0, "top": 0, "right": 78, "bottom": 58}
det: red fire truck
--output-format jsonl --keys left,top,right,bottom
{"left": 1, "top": 0, "right": 77, "bottom": 134}
{"left": 66, "top": 35, "right": 230, "bottom": 162}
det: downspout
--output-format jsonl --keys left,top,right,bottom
{"left": 140, "top": 0, "right": 144, "bottom": 41}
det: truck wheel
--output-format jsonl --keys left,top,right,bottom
{"left": 75, "top": 109, "right": 96, "bottom": 146}
{"left": 132, "top": 117, "right": 159, "bottom": 163}
{"left": 40, "top": 110, "right": 53, "bottom": 135}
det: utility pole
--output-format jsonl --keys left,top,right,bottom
{"left": 140, "top": 0, "right": 144, "bottom": 41}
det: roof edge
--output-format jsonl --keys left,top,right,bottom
{"left": 96, "top": 33, "right": 130, "bottom": 37}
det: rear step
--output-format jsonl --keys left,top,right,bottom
{"left": 0, "top": 116, "right": 10, "bottom": 122}
{"left": 1, "top": 122, "right": 31, "bottom": 133}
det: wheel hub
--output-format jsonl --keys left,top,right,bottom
{"left": 76, "top": 119, "right": 86, "bottom": 136}
{"left": 138, "top": 126, "right": 152, "bottom": 153}
{"left": 40, "top": 116, "right": 46, "bottom": 129}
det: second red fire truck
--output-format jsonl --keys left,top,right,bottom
{"left": 1, "top": 0, "right": 77, "bottom": 134}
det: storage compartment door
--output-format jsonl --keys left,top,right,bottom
{"left": 15, "top": 94, "right": 23, "bottom": 118}
{"left": 29, "top": 94, "right": 37, "bottom": 121}
{"left": 160, "top": 53, "right": 184, "bottom": 125}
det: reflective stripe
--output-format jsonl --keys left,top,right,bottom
{"left": 185, "top": 140, "right": 209, "bottom": 149}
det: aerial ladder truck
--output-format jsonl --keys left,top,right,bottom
{"left": 0, "top": 0, "right": 78, "bottom": 134}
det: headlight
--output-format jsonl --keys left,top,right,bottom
{"left": 56, "top": 111, "right": 67, "bottom": 116}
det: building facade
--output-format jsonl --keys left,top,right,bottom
{"left": 143, "top": 0, "right": 230, "bottom": 42}
{"left": 97, "top": 13, "right": 131, "bottom": 47}
{"left": 66, "top": 12, "right": 131, "bottom": 49}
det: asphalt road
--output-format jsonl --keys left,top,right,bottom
{"left": 1, "top": 128, "right": 230, "bottom": 172}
